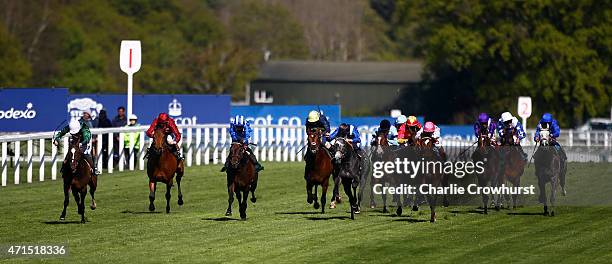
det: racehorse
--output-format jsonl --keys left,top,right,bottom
{"left": 368, "top": 131, "right": 395, "bottom": 214}
{"left": 225, "top": 141, "right": 259, "bottom": 220}
{"left": 499, "top": 126, "right": 525, "bottom": 209}
{"left": 415, "top": 137, "right": 444, "bottom": 222}
{"left": 304, "top": 128, "right": 333, "bottom": 213}
{"left": 470, "top": 134, "right": 500, "bottom": 214}
{"left": 534, "top": 129, "right": 562, "bottom": 216}
{"left": 147, "top": 127, "right": 184, "bottom": 213}
{"left": 59, "top": 134, "right": 97, "bottom": 223}
{"left": 332, "top": 137, "right": 361, "bottom": 219}
{"left": 401, "top": 128, "right": 425, "bottom": 213}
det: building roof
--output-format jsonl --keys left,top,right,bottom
{"left": 255, "top": 60, "right": 423, "bottom": 83}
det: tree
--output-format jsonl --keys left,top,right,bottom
{"left": 0, "top": 24, "right": 32, "bottom": 87}
{"left": 393, "top": 0, "right": 611, "bottom": 126}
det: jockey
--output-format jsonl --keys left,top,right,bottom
{"left": 372, "top": 119, "right": 399, "bottom": 146}
{"left": 329, "top": 123, "right": 365, "bottom": 158}
{"left": 398, "top": 115, "right": 421, "bottom": 145}
{"left": 497, "top": 112, "right": 527, "bottom": 160}
{"left": 534, "top": 113, "right": 566, "bottom": 160}
{"left": 305, "top": 110, "right": 330, "bottom": 143}
{"left": 474, "top": 112, "right": 497, "bottom": 144}
{"left": 222, "top": 115, "right": 264, "bottom": 172}
{"left": 416, "top": 121, "right": 447, "bottom": 160}
{"left": 145, "top": 113, "right": 183, "bottom": 161}
{"left": 54, "top": 119, "right": 98, "bottom": 176}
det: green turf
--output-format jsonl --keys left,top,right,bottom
{"left": 0, "top": 162, "right": 611, "bottom": 263}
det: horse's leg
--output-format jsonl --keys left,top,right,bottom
{"left": 330, "top": 174, "right": 340, "bottom": 209}
{"left": 80, "top": 189, "right": 87, "bottom": 223}
{"left": 165, "top": 183, "right": 172, "bottom": 213}
{"left": 149, "top": 181, "right": 156, "bottom": 212}
{"left": 358, "top": 164, "right": 368, "bottom": 211}
{"left": 341, "top": 178, "right": 355, "bottom": 219}
{"left": 60, "top": 183, "right": 70, "bottom": 220}
{"left": 381, "top": 181, "right": 389, "bottom": 213}
{"left": 306, "top": 181, "right": 314, "bottom": 204}
{"left": 442, "top": 173, "right": 450, "bottom": 207}
{"left": 240, "top": 189, "right": 249, "bottom": 220}
{"left": 352, "top": 178, "right": 360, "bottom": 214}
{"left": 538, "top": 177, "right": 549, "bottom": 216}
{"left": 72, "top": 189, "right": 80, "bottom": 221}
{"left": 321, "top": 177, "right": 329, "bottom": 214}
{"left": 250, "top": 174, "right": 258, "bottom": 203}
{"left": 512, "top": 176, "right": 520, "bottom": 210}
{"left": 550, "top": 177, "right": 557, "bottom": 217}
{"left": 226, "top": 180, "right": 234, "bottom": 216}
{"left": 478, "top": 175, "right": 489, "bottom": 214}
{"left": 176, "top": 170, "right": 184, "bottom": 207}
{"left": 369, "top": 176, "right": 377, "bottom": 209}
{"left": 313, "top": 184, "right": 320, "bottom": 210}
{"left": 89, "top": 175, "right": 97, "bottom": 210}
{"left": 428, "top": 193, "right": 437, "bottom": 223}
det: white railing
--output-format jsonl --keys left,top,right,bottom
{"left": 0, "top": 125, "right": 609, "bottom": 187}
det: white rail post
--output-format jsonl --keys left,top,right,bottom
{"left": 204, "top": 127, "right": 210, "bottom": 165}
{"left": 586, "top": 131, "right": 591, "bottom": 148}
{"left": 39, "top": 139, "right": 45, "bottom": 182}
{"left": 96, "top": 133, "right": 103, "bottom": 173}
{"left": 568, "top": 129, "right": 573, "bottom": 147}
{"left": 282, "top": 127, "right": 289, "bottom": 162}
{"left": 289, "top": 127, "right": 296, "bottom": 162}
{"left": 186, "top": 128, "right": 193, "bottom": 167}
{"left": 260, "top": 127, "right": 267, "bottom": 162}
{"left": 118, "top": 133, "right": 125, "bottom": 172}
{"left": 2, "top": 142, "right": 7, "bottom": 186}
{"left": 253, "top": 126, "right": 260, "bottom": 160}
{"left": 139, "top": 131, "right": 145, "bottom": 171}
{"left": 212, "top": 127, "right": 219, "bottom": 164}
{"left": 604, "top": 132, "right": 609, "bottom": 148}
{"left": 51, "top": 140, "right": 57, "bottom": 180}
{"left": 14, "top": 141, "right": 20, "bottom": 185}
{"left": 195, "top": 128, "right": 202, "bottom": 166}
{"left": 108, "top": 132, "right": 114, "bottom": 174}
{"left": 221, "top": 127, "right": 228, "bottom": 164}
{"left": 27, "top": 139, "right": 33, "bottom": 183}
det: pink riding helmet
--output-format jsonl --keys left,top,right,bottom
{"left": 423, "top": 121, "right": 436, "bottom": 133}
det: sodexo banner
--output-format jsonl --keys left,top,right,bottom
{"left": 68, "top": 94, "right": 231, "bottom": 125}
{"left": 230, "top": 105, "right": 341, "bottom": 127}
{"left": 0, "top": 88, "right": 68, "bottom": 132}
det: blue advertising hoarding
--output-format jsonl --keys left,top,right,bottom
{"left": 68, "top": 94, "right": 231, "bottom": 125}
{"left": 0, "top": 88, "right": 69, "bottom": 132}
{"left": 230, "top": 105, "right": 341, "bottom": 127}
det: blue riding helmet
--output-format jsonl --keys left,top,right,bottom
{"left": 541, "top": 113, "right": 553, "bottom": 123}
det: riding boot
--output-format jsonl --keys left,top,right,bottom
{"left": 144, "top": 145, "right": 153, "bottom": 159}
{"left": 249, "top": 151, "right": 264, "bottom": 172}
{"left": 85, "top": 154, "right": 99, "bottom": 176}
{"left": 221, "top": 158, "right": 229, "bottom": 172}
{"left": 172, "top": 145, "right": 184, "bottom": 161}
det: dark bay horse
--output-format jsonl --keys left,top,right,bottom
{"left": 147, "top": 127, "right": 184, "bottom": 213}
{"left": 225, "top": 142, "right": 259, "bottom": 220}
{"left": 369, "top": 131, "right": 394, "bottom": 213}
{"left": 499, "top": 127, "right": 525, "bottom": 209}
{"left": 534, "top": 129, "right": 562, "bottom": 216}
{"left": 305, "top": 128, "right": 333, "bottom": 213}
{"left": 470, "top": 134, "right": 500, "bottom": 214}
{"left": 416, "top": 137, "right": 444, "bottom": 222}
{"left": 332, "top": 138, "right": 361, "bottom": 219}
{"left": 60, "top": 135, "right": 97, "bottom": 223}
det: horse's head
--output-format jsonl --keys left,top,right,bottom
{"left": 229, "top": 142, "right": 246, "bottom": 169}
{"left": 539, "top": 129, "right": 551, "bottom": 146}
{"left": 69, "top": 135, "right": 82, "bottom": 173}
{"left": 503, "top": 127, "right": 517, "bottom": 146}
{"left": 152, "top": 126, "right": 166, "bottom": 155}
{"left": 332, "top": 137, "right": 352, "bottom": 164}
{"left": 417, "top": 137, "right": 437, "bottom": 159}
{"left": 478, "top": 134, "right": 491, "bottom": 147}
{"left": 406, "top": 126, "right": 418, "bottom": 145}
{"left": 307, "top": 128, "right": 322, "bottom": 153}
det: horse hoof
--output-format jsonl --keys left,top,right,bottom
{"left": 149, "top": 204, "right": 155, "bottom": 212}
{"left": 307, "top": 196, "right": 313, "bottom": 204}
{"left": 430, "top": 218, "right": 436, "bottom": 223}
{"left": 81, "top": 219, "right": 86, "bottom": 224}
{"left": 396, "top": 207, "right": 403, "bottom": 216}
{"left": 225, "top": 210, "right": 232, "bottom": 216}
{"left": 59, "top": 216, "right": 65, "bottom": 221}
{"left": 370, "top": 205, "right": 376, "bottom": 209}
{"left": 562, "top": 189, "right": 567, "bottom": 196}
{"left": 329, "top": 201, "right": 336, "bottom": 209}
{"left": 90, "top": 202, "right": 97, "bottom": 210}
{"left": 240, "top": 213, "right": 247, "bottom": 220}
{"left": 494, "top": 206, "right": 500, "bottom": 211}
{"left": 355, "top": 206, "right": 361, "bottom": 214}
{"left": 382, "top": 208, "right": 389, "bottom": 214}
{"left": 314, "top": 203, "right": 320, "bottom": 210}
{"left": 250, "top": 197, "right": 257, "bottom": 203}
{"left": 178, "top": 198, "right": 184, "bottom": 206}
{"left": 412, "top": 206, "right": 419, "bottom": 212}
{"left": 166, "top": 207, "right": 170, "bottom": 214}
{"left": 550, "top": 211, "right": 555, "bottom": 217}
{"left": 336, "top": 196, "right": 342, "bottom": 203}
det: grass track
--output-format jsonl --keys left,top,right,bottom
{"left": 0, "top": 162, "right": 611, "bottom": 263}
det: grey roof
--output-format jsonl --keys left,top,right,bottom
{"left": 256, "top": 60, "right": 423, "bottom": 83}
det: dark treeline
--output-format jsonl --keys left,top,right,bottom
{"left": 0, "top": 0, "right": 610, "bottom": 126}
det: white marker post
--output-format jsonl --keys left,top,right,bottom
{"left": 119, "top": 40, "right": 142, "bottom": 118}
{"left": 518, "top": 96, "right": 532, "bottom": 144}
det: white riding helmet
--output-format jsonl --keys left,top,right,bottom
{"left": 307, "top": 110, "right": 320, "bottom": 123}
{"left": 129, "top": 114, "right": 138, "bottom": 120}
{"left": 69, "top": 119, "right": 81, "bottom": 135}
{"left": 396, "top": 115, "right": 407, "bottom": 124}
{"left": 501, "top": 112, "right": 513, "bottom": 122}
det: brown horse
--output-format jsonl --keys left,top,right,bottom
{"left": 470, "top": 134, "right": 500, "bottom": 214}
{"left": 534, "top": 129, "right": 562, "bottom": 216}
{"left": 498, "top": 127, "right": 525, "bottom": 209}
{"left": 60, "top": 135, "right": 97, "bottom": 223}
{"left": 147, "top": 127, "right": 184, "bottom": 213}
{"left": 415, "top": 137, "right": 444, "bottom": 222}
{"left": 305, "top": 128, "right": 333, "bottom": 213}
{"left": 225, "top": 142, "right": 259, "bottom": 220}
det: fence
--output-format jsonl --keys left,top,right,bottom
{"left": 0, "top": 125, "right": 610, "bottom": 187}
